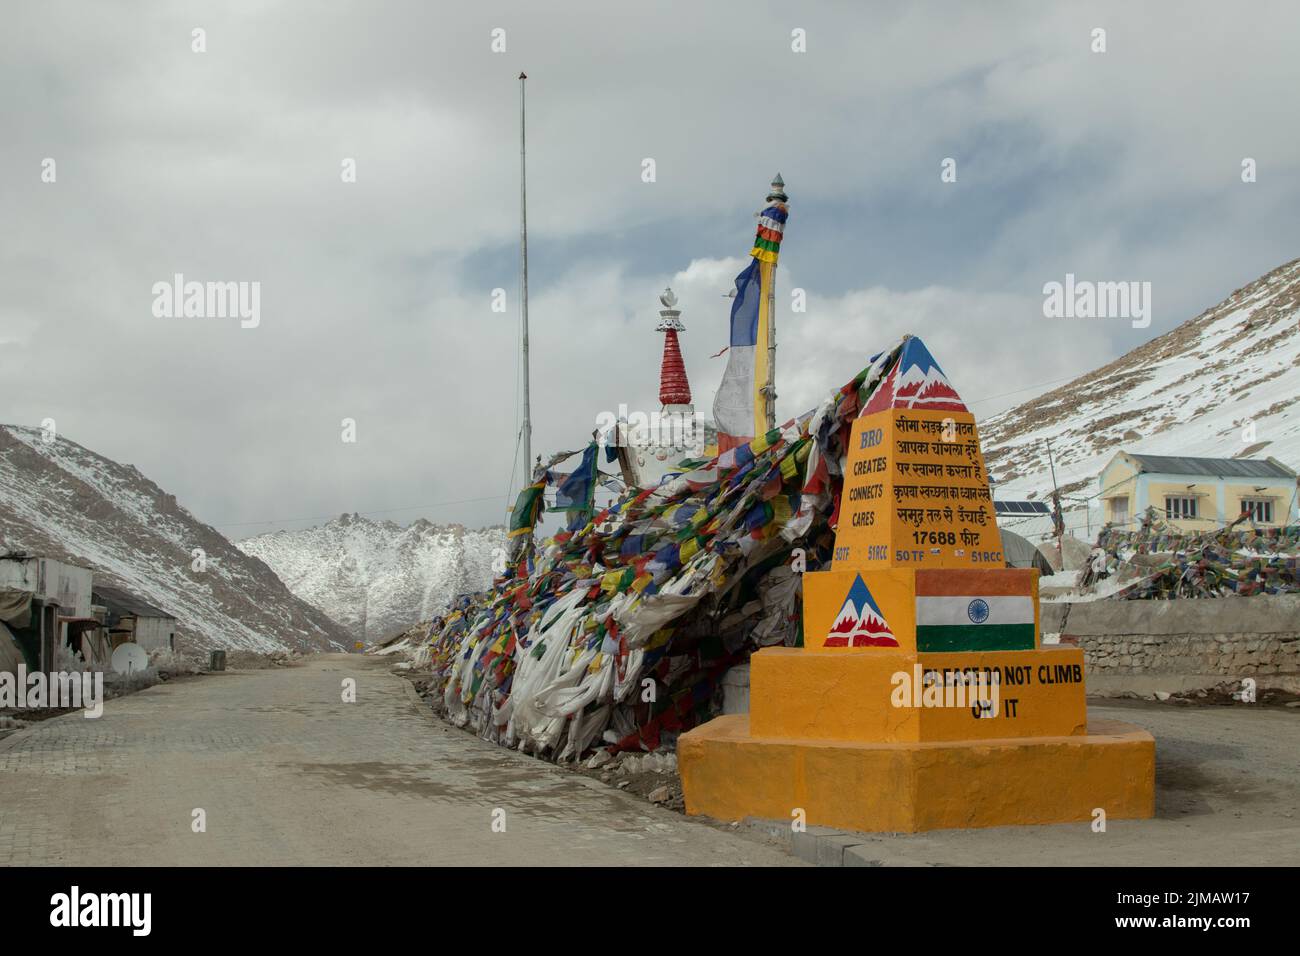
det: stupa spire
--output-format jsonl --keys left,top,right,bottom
{"left": 656, "top": 287, "right": 692, "bottom": 408}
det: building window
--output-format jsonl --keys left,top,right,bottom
{"left": 1241, "top": 499, "right": 1274, "bottom": 524}
{"left": 1165, "top": 496, "right": 1198, "bottom": 520}
{"left": 1110, "top": 496, "right": 1129, "bottom": 525}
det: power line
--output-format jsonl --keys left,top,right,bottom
{"left": 964, "top": 373, "right": 1082, "bottom": 407}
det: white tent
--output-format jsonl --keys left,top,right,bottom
{"left": 999, "top": 528, "right": 1054, "bottom": 575}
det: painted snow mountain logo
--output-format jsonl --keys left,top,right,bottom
{"left": 825, "top": 574, "right": 899, "bottom": 647}
{"left": 863, "top": 337, "right": 968, "bottom": 415}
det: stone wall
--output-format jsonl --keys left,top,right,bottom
{"left": 1041, "top": 595, "right": 1300, "bottom": 688}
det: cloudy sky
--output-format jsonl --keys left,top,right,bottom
{"left": 3, "top": 0, "right": 1298, "bottom": 535}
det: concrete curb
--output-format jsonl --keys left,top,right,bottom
{"left": 397, "top": 671, "right": 428, "bottom": 711}
{"left": 754, "top": 822, "right": 935, "bottom": 867}
{"left": 791, "top": 826, "right": 862, "bottom": 866}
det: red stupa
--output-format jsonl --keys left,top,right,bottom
{"left": 656, "top": 288, "right": 692, "bottom": 409}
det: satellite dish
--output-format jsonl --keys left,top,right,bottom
{"left": 111, "top": 642, "right": 149, "bottom": 675}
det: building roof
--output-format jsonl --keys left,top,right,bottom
{"left": 1125, "top": 454, "right": 1295, "bottom": 480}
{"left": 92, "top": 585, "right": 174, "bottom": 620}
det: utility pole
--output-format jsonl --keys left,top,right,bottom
{"left": 518, "top": 72, "right": 532, "bottom": 491}
{"left": 1045, "top": 438, "right": 1064, "bottom": 568}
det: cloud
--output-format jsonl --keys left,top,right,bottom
{"left": 1, "top": 0, "right": 1297, "bottom": 533}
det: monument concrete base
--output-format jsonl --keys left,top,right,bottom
{"left": 679, "top": 715, "right": 1155, "bottom": 833}
{"left": 678, "top": 337, "right": 1156, "bottom": 835}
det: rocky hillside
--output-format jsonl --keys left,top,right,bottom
{"left": 238, "top": 514, "right": 503, "bottom": 642}
{"left": 982, "top": 257, "right": 1300, "bottom": 535}
{"left": 0, "top": 426, "right": 352, "bottom": 652}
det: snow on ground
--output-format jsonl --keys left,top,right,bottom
{"left": 981, "top": 258, "right": 1300, "bottom": 541}
{"left": 0, "top": 426, "right": 350, "bottom": 652}
{"left": 238, "top": 514, "right": 503, "bottom": 643}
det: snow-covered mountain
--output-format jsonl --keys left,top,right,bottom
{"left": 981, "top": 257, "right": 1300, "bottom": 537}
{"left": 0, "top": 426, "right": 351, "bottom": 652}
{"left": 237, "top": 514, "right": 504, "bottom": 642}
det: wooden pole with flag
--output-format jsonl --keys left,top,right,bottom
{"left": 713, "top": 175, "right": 790, "bottom": 452}
{"left": 763, "top": 174, "right": 785, "bottom": 431}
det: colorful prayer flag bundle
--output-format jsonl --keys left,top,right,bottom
{"left": 1096, "top": 524, "right": 1300, "bottom": 599}
{"left": 420, "top": 341, "right": 917, "bottom": 761}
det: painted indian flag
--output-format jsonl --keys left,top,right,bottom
{"left": 915, "top": 570, "right": 1036, "bottom": 652}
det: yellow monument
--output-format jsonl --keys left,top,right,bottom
{"left": 679, "top": 336, "right": 1155, "bottom": 832}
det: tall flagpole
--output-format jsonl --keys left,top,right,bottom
{"left": 519, "top": 72, "right": 533, "bottom": 490}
